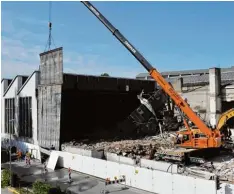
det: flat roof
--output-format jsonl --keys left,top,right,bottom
{"left": 136, "top": 66, "right": 234, "bottom": 78}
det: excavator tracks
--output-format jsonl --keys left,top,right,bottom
{"left": 155, "top": 145, "right": 234, "bottom": 165}
{"left": 155, "top": 148, "right": 205, "bottom": 164}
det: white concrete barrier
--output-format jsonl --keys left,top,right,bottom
{"left": 119, "top": 156, "right": 135, "bottom": 165}
{"left": 119, "top": 163, "right": 135, "bottom": 187}
{"left": 134, "top": 167, "right": 153, "bottom": 191}
{"left": 140, "top": 158, "right": 178, "bottom": 173}
{"left": 54, "top": 150, "right": 219, "bottom": 194}
{"left": 92, "top": 158, "right": 107, "bottom": 179}
{"left": 82, "top": 156, "right": 95, "bottom": 175}
{"left": 106, "top": 152, "right": 119, "bottom": 162}
{"left": 173, "top": 174, "right": 195, "bottom": 194}
{"left": 106, "top": 161, "right": 120, "bottom": 179}
{"left": 63, "top": 146, "right": 104, "bottom": 159}
{"left": 195, "top": 178, "right": 217, "bottom": 194}
{"left": 152, "top": 170, "right": 173, "bottom": 194}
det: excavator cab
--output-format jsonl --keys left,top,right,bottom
{"left": 176, "top": 130, "right": 222, "bottom": 149}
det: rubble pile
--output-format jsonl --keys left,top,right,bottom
{"left": 62, "top": 132, "right": 176, "bottom": 159}
{"left": 188, "top": 154, "right": 234, "bottom": 182}
{"left": 214, "top": 158, "right": 234, "bottom": 182}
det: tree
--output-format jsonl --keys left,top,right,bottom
{"left": 100, "top": 73, "right": 110, "bottom": 77}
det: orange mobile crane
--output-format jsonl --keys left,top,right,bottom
{"left": 81, "top": 1, "right": 233, "bottom": 163}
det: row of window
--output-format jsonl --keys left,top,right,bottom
{"left": 5, "top": 97, "right": 33, "bottom": 138}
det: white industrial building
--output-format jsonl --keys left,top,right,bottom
{"left": 1, "top": 71, "right": 41, "bottom": 159}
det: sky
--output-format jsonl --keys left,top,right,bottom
{"left": 1, "top": 1, "right": 234, "bottom": 79}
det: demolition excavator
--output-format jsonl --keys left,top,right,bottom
{"left": 81, "top": 1, "right": 234, "bottom": 164}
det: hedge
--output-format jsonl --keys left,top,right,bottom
{"left": 1, "top": 169, "right": 11, "bottom": 188}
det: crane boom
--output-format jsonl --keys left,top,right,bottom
{"left": 81, "top": 1, "right": 213, "bottom": 137}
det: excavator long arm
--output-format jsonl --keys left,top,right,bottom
{"left": 81, "top": 1, "right": 213, "bottom": 137}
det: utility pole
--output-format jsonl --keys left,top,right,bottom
{"left": 9, "top": 119, "right": 15, "bottom": 187}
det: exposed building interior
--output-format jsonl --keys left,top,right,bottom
{"left": 2, "top": 47, "right": 234, "bottom": 151}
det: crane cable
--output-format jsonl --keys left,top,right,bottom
{"left": 44, "top": 1, "right": 56, "bottom": 52}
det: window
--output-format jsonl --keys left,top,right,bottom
{"left": 19, "top": 97, "right": 32, "bottom": 138}
{"left": 5, "top": 98, "right": 15, "bottom": 134}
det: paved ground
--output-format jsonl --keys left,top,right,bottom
{"left": 1, "top": 161, "right": 151, "bottom": 194}
{"left": 1, "top": 188, "right": 13, "bottom": 194}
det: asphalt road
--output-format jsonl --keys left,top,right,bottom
{"left": 1, "top": 188, "right": 13, "bottom": 194}
{"left": 2, "top": 161, "right": 151, "bottom": 194}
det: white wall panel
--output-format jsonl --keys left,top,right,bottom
{"left": 106, "top": 161, "right": 120, "bottom": 179}
{"left": 106, "top": 152, "right": 119, "bottom": 163}
{"left": 92, "top": 158, "right": 107, "bottom": 179}
{"left": 81, "top": 156, "right": 95, "bottom": 175}
{"left": 119, "top": 156, "right": 135, "bottom": 165}
{"left": 141, "top": 159, "right": 178, "bottom": 173}
{"left": 63, "top": 146, "right": 84, "bottom": 155}
{"left": 60, "top": 152, "right": 72, "bottom": 168}
{"left": 195, "top": 178, "right": 216, "bottom": 194}
{"left": 47, "top": 152, "right": 59, "bottom": 170}
{"left": 53, "top": 150, "right": 222, "bottom": 194}
{"left": 119, "top": 164, "right": 135, "bottom": 187}
{"left": 134, "top": 167, "right": 153, "bottom": 191}
{"left": 153, "top": 170, "right": 173, "bottom": 194}
{"left": 70, "top": 154, "right": 83, "bottom": 172}
{"left": 173, "top": 174, "right": 195, "bottom": 194}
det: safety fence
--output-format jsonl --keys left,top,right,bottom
{"left": 54, "top": 151, "right": 217, "bottom": 194}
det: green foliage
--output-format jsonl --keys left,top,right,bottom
{"left": 32, "top": 180, "right": 52, "bottom": 194}
{"left": 1, "top": 169, "right": 11, "bottom": 188}
{"left": 100, "top": 73, "right": 110, "bottom": 77}
{"left": 48, "top": 186, "right": 63, "bottom": 194}
{"left": 32, "top": 181, "right": 64, "bottom": 194}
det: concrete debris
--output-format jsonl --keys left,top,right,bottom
{"left": 188, "top": 154, "right": 234, "bottom": 183}
{"left": 214, "top": 158, "right": 234, "bottom": 182}
{"left": 62, "top": 132, "right": 176, "bottom": 159}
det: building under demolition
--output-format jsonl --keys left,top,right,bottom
{"left": 1, "top": 47, "right": 234, "bottom": 154}
{"left": 137, "top": 66, "right": 234, "bottom": 127}
{"left": 1, "top": 48, "right": 156, "bottom": 151}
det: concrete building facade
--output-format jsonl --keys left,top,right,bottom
{"left": 136, "top": 67, "right": 234, "bottom": 127}
{"left": 1, "top": 47, "right": 156, "bottom": 152}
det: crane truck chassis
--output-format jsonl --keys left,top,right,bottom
{"left": 81, "top": 1, "right": 234, "bottom": 165}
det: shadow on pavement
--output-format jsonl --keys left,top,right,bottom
{"left": 77, "top": 179, "right": 99, "bottom": 192}
{"left": 105, "top": 186, "right": 129, "bottom": 193}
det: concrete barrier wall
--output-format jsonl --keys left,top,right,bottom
{"left": 140, "top": 158, "right": 178, "bottom": 173}
{"left": 62, "top": 146, "right": 103, "bottom": 159}
{"left": 106, "top": 152, "right": 119, "bottom": 162}
{"left": 54, "top": 150, "right": 217, "bottom": 194}
{"left": 105, "top": 152, "right": 135, "bottom": 165}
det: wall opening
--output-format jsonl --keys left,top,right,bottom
{"left": 5, "top": 98, "right": 15, "bottom": 134}
{"left": 19, "top": 97, "right": 32, "bottom": 138}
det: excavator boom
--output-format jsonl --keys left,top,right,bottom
{"left": 81, "top": 1, "right": 214, "bottom": 139}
